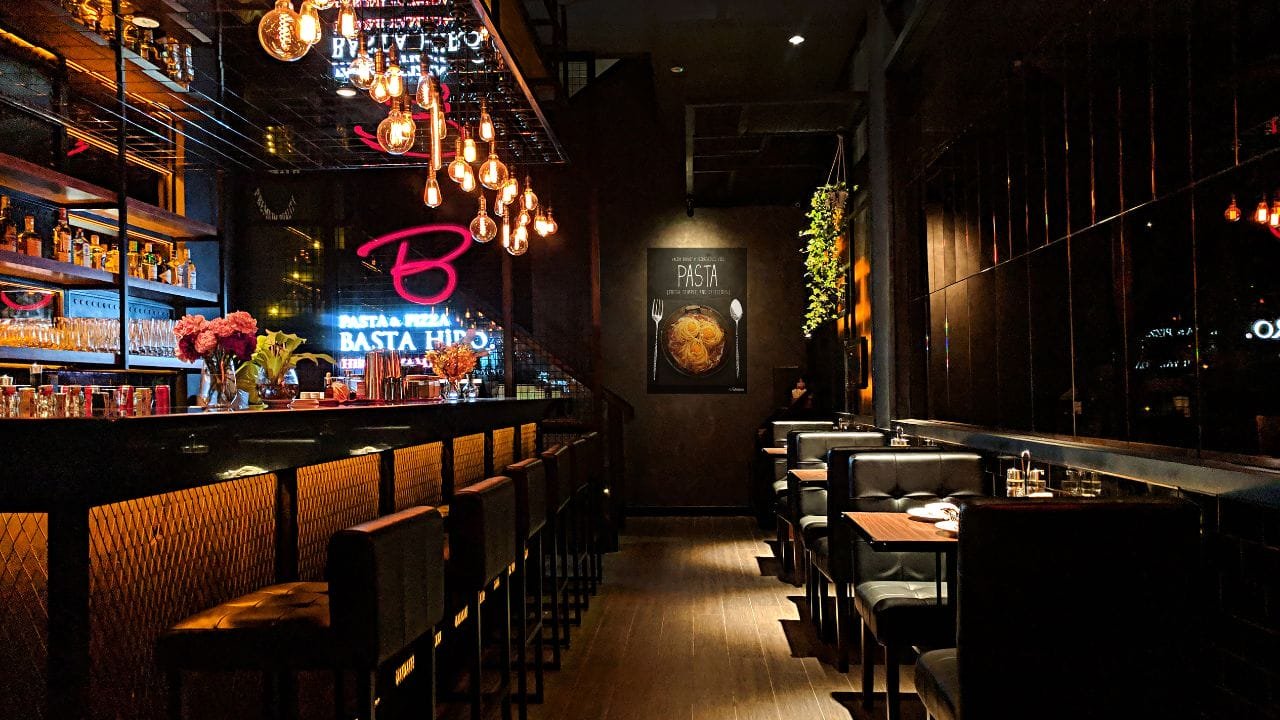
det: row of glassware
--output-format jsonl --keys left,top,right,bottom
{"left": 0, "top": 317, "right": 177, "bottom": 356}
{"left": 1006, "top": 467, "right": 1103, "bottom": 497}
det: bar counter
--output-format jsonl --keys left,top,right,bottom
{"left": 0, "top": 398, "right": 551, "bottom": 720}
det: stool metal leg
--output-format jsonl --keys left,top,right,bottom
{"left": 471, "top": 596, "right": 483, "bottom": 720}
{"left": 835, "top": 581, "right": 852, "bottom": 673}
{"left": 861, "top": 620, "right": 875, "bottom": 711}
{"left": 884, "top": 644, "right": 900, "bottom": 720}
{"left": 532, "top": 534, "right": 545, "bottom": 702}
{"left": 516, "top": 553, "right": 528, "bottom": 720}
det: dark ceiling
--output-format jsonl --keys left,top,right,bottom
{"left": 561, "top": 0, "right": 866, "bottom": 206}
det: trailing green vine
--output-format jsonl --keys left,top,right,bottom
{"left": 801, "top": 182, "right": 849, "bottom": 336}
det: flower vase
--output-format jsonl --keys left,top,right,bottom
{"left": 256, "top": 367, "right": 299, "bottom": 409}
{"left": 201, "top": 359, "right": 240, "bottom": 411}
{"left": 442, "top": 377, "right": 463, "bottom": 401}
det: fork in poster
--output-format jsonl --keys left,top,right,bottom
{"left": 649, "top": 298, "right": 664, "bottom": 382}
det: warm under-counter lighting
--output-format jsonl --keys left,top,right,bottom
{"left": 789, "top": 34, "right": 805, "bottom": 45}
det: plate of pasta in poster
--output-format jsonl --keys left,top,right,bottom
{"left": 661, "top": 304, "right": 729, "bottom": 376}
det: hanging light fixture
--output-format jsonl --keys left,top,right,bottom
{"left": 415, "top": 57, "right": 439, "bottom": 110}
{"left": 500, "top": 209, "right": 511, "bottom": 249}
{"left": 544, "top": 206, "right": 558, "bottom": 236}
{"left": 1224, "top": 195, "right": 1241, "bottom": 223}
{"left": 534, "top": 208, "right": 550, "bottom": 237}
{"left": 460, "top": 165, "right": 477, "bottom": 193}
{"left": 508, "top": 222, "right": 529, "bottom": 256}
{"left": 336, "top": 0, "right": 359, "bottom": 40}
{"left": 1255, "top": 197, "right": 1270, "bottom": 224}
{"left": 258, "top": 0, "right": 310, "bottom": 62}
{"left": 377, "top": 98, "right": 416, "bottom": 155}
{"left": 1269, "top": 197, "right": 1279, "bottom": 228}
{"left": 521, "top": 176, "right": 538, "bottom": 212}
{"left": 462, "top": 127, "right": 478, "bottom": 163}
{"left": 470, "top": 196, "right": 497, "bottom": 242}
{"left": 479, "top": 99, "right": 495, "bottom": 142}
{"left": 348, "top": 35, "right": 374, "bottom": 89}
{"left": 449, "top": 138, "right": 469, "bottom": 183}
{"left": 423, "top": 172, "right": 443, "bottom": 208}
{"left": 517, "top": 206, "right": 531, "bottom": 227}
{"left": 296, "top": 0, "right": 322, "bottom": 46}
{"left": 385, "top": 45, "right": 405, "bottom": 99}
{"left": 501, "top": 174, "right": 520, "bottom": 206}
{"left": 368, "top": 48, "right": 389, "bottom": 104}
{"left": 479, "top": 142, "right": 508, "bottom": 190}
{"left": 311, "top": 0, "right": 334, "bottom": 7}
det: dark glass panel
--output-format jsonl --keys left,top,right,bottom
{"left": 1125, "top": 197, "right": 1198, "bottom": 448}
{"left": 1004, "top": 94, "right": 1027, "bottom": 259}
{"left": 996, "top": 256, "right": 1033, "bottom": 430}
{"left": 1041, "top": 77, "right": 1069, "bottom": 244}
{"left": 1064, "top": 44, "right": 1095, "bottom": 233}
{"left": 929, "top": 290, "right": 949, "bottom": 419}
{"left": 1071, "top": 222, "right": 1128, "bottom": 440}
{"left": 1117, "top": 9, "right": 1154, "bottom": 209}
{"left": 969, "top": 269, "right": 999, "bottom": 427}
{"left": 946, "top": 279, "right": 973, "bottom": 421}
{"left": 1022, "top": 73, "right": 1049, "bottom": 248}
{"left": 1029, "top": 242, "right": 1074, "bottom": 434}
{"left": 1188, "top": 0, "right": 1237, "bottom": 179}
{"left": 924, "top": 176, "right": 946, "bottom": 293}
{"left": 1150, "top": 0, "right": 1192, "bottom": 195}
{"left": 1089, "top": 5, "right": 1123, "bottom": 223}
{"left": 977, "top": 132, "right": 999, "bottom": 268}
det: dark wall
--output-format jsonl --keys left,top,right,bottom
{"left": 543, "top": 59, "right": 807, "bottom": 509}
{"left": 898, "top": 0, "right": 1280, "bottom": 464}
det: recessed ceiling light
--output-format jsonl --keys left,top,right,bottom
{"left": 670, "top": 65, "right": 685, "bottom": 74}
{"left": 131, "top": 15, "right": 160, "bottom": 29}
{"left": 789, "top": 34, "right": 805, "bottom": 46}
{"left": 336, "top": 85, "right": 358, "bottom": 97}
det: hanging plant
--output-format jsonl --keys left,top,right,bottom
{"left": 801, "top": 182, "right": 848, "bottom": 336}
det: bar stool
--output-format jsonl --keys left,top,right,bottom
{"left": 580, "top": 431, "right": 605, "bottom": 588}
{"left": 445, "top": 475, "right": 518, "bottom": 720}
{"left": 538, "top": 443, "right": 574, "bottom": 666}
{"left": 503, "top": 457, "right": 548, "bottom": 716}
{"left": 157, "top": 505, "right": 445, "bottom": 720}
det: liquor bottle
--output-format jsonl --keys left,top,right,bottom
{"left": 86, "top": 235, "right": 103, "bottom": 268}
{"left": 53, "top": 209, "right": 72, "bottom": 263}
{"left": 185, "top": 251, "right": 197, "bottom": 289}
{"left": 157, "top": 247, "right": 174, "bottom": 284}
{"left": 17, "top": 215, "right": 41, "bottom": 258}
{"left": 71, "top": 228, "right": 86, "bottom": 266}
{"left": 103, "top": 242, "right": 119, "bottom": 273}
{"left": 137, "top": 29, "right": 156, "bottom": 63}
{"left": 172, "top": 242, "right": 187, "bottom": 285}
{"left": 126, "top": 240, "right": 140, "bottom": 277}
{"left": 0, "top": 196, "right": 17, "bottom": 252}
{"left": 141, "top": 242, "right": 159, "bottom": 281}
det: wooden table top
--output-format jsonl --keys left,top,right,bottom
{"left": 762, "top": 447, "right": 787, "bottom": 456}
{"left": 788, "top": 469, "right": 827, "bottom": 483}
{"left": 844, "top": 511, "right": 957, "bottom": 552}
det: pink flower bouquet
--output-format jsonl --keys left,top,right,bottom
{"left": 174, "top": 311, "right": 259, "bottom": 368}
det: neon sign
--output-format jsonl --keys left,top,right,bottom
{"left": 335, "top": 311, "right": 496, "bottom": 370}
{"left": 355, "top": 224, "right": 471, "bottom": 306}
{"left": 0, "top": 290, "right": 56, "bottom": 311}
{"left": 330, "top": 31, "right": 484, "bottom": 83}
{"left": 1246, "top": 319, "right": 1280, "bottom": 340}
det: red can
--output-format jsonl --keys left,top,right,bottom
{"left": 154, "top": 385, "right": 171, "bottom": 414}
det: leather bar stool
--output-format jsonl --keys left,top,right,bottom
{"left": 445, "top": 476, "right": 518, "bottom": 720}
{"left": 566, "top": 437, "right": 591, "bottom": 624}
{"left": 503, "top": 457, "right": 548, "bottom": 716}
{"left": 538, "top": 443, "right": 574, "bottom": 667}
{"left": 158, "top": 505, "right": 445, "bottom": 720}
{"left": 914, "top": 498, "right": 1200, "bottom": 720}
{"left": 579, "top": 431, "right": 605, "bottom": 589}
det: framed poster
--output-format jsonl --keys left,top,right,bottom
{"left": 647, "top": 248, "right": 746, "bottom": 393}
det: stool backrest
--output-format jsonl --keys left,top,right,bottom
{"left": 768, "top": 420, "right": 832, "bottom": 446}
{"left": 787, "top": 431, "right": 886, "bottom": 470}
{"left": 504, "top": 457, "right": 548, "bottom": 542}
{"left": 580, "top": 431, "right": 602, "bottom": 484}
{"left": 327, "top": 505, "right": 445, "bottom": 668}
{"left": 449, "top": 476, "right": 518, "bottom": 590}
{"left": 540, "top": 443, "right": 573, "bottom": 511}
{"left": 955, "top": 498, "right": 1200, "bottom": 719}
{"left": 830, "top": 450, "right": 987, "bottom": 583}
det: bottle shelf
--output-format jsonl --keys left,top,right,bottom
{"left": 125, "top": 355, "right": 202, "bottom": 370}
{"left": 0, "top": 152, "right": 217, "bottom": 239}
{"left": 0, "top": 249, "right": 218, "bottom": 305}
{"left": 0, "top": 347, "right": 203, "bottom": 371}
{"left": 127, "top": 276, "right": 218, "bottom": 305}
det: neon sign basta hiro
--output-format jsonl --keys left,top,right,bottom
{"left": 356, "top": 224, "right": 471, "bottom": 306}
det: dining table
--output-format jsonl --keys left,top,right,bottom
{"left": 843, "top": 510, "right": 957, "bottom": 605}
{"left": 762, "top": 446, "right": 787, "bottom": 457}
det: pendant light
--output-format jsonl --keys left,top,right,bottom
{"left": 534, "top": 208, "right": 550, "bottom": 237}
{"left": 1269, "top": 197, "right": 1279, "bottom": 228}
{"left": 423, "top": 172, "right": 443, "bottom": 208}
{"left": 501, "top": 174, "right": 519, "bottom": 206}
{"left": 460, "top": 165, "right": 477, "bottom": 193}
{"left": 521, "top": 175, "right": 538, "bottom": 212}
{"left": 462, "top": 127, "right": 478, "bottom": 163}
{"left": 296, "top": 0, "right": 322, "bottom": 46}
{"left": 311, "top": 0, "right": 333, "bottom": 8}
{"left": 258, "top": 0, "right": 309, "bottom": 62}
{"left": 348, "top": 35, "right": 374, "bottom": 89}
{"left": 1256, "top": 198, "right": 1269, "bottom": 224}
{"left": 500, "top": 208, "right": 511, "bottom": 248}
{"left": 470, "top": 196, "right": 497, "bottom": 242}
{"left": 479, "top": 142, "right": 508, "bottom": 190}
{"left": 377, "top": 99, "right": 416, "bottom": 155}
{"left": 336, "top": 0, "right": 359, "bottom": 40}
{"left": 385, "top": 45, "right": 405, "bottom": 99}
{"left": 415, "top": 58, "right": 439, "bottom": 110}
{"left": 1224, "top": 196, "right": 1241, "bottom": 222}
{"left": 449, "top": 138, "right": 469, "bottom": 183}
{"left": 478, "top": 99, "right": 495, "bottom": 142}
{"left": 493, "top": 195, "right": 506, "bottom": 217}
{"left": 508, "top": 223, "right": 529, "bottom": 256}
{"left": 517, "top": 207, "right": 531, "bottom": 227}
{"left": 543, "top": 206, "right": 558, "bottom": 236}
{"left": 368, "top": 48, "right": 389, "bottom": 104}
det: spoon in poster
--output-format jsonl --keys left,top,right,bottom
{"left": 730, "top": 298, "right": 743, "bottom": 380}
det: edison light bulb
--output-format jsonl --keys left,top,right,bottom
{"left": 521, "top": 176, "right": 538, "bottom": 212}
{"left": 424, "top": 173, "right": 443, "bottom": 208}
{"left": 1270, "top": 200, "right": 1279, "bottom": 228}
{"left": 462, "top": 129, "right": 478, "bottom": 163}
{"left": 508, "top": 223, "right": 529, "bottom": 256}
{"left": 494, "top": 196, "right": 507, "bottom": 217}
{"left": 517, "top": 207, "right": 531, "bottom": 227}
{"left": 500, "top": 211, "right": 511, "bottom": 249}
{"left": 296, "top": 0, "right": 321, "bottom": 46}
{"left": 501, "top": 175, "right": 519, "bottom": 206}
{"left": 348, "top": 37, "right": 374, "bottom": 89}
{"left": 377, "top": 102, "right": 416, "bottom": 155}
{"left": 534, "top": 209, "right": 550, "bottom": 237}
{"left": 258, "top": 0, "right": 309, "bottom": 62}
{"left": 385, "top": 45, "right": 405, "bottom": 98}
{"left": 311, "top": 0, "right": 334, "bottom": 8}
{"left": 337, "top": 0, "right": 358, "bottom": 39}
{"left": 470, "top": 197, "right": 497, "bottom": 243}
{"left": 1256, "top": 199, "right": 1269, "bottom": 224}
{"left": 1224, "top": 196, "right": 1241, "bottom": 222}
{"left": 544, "top": 207, "right": 558, "bottom": 236}
{"left": 479, "top": 99, "right": 495, "bottom": 141}
{"left": 460, "top": 166, "right": 477, "bottom": 193}
{"left": 479, "top": 142, "right": 508, "bottom": 190}
{"left": 416, "top": 67, "right": 438, "bottom": 110}
{"left": 368, "top": 48, "right": 389, "bottom": 103}
{"left": 449, "top": 138, "right": 469, "bottom": 183}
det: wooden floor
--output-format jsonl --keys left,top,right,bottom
{"left": 531, "top": 517, "right": 924, "bottom": 720}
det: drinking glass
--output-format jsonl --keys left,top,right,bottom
{"left": 1082, "top": 471, "right": 1102, "bottom": 497}
{"left": 1026, "top": 469, "right": 1047, "bottom": 495}
{"left": 1062, "top": 469, "right": 1080, "bottom": 496}
{"left": 1005, "top": 468, "right": 1025, "bottom": 497}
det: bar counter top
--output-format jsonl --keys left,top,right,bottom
{"left": 0, "top": 398, "right": 551, "bottom": 509}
